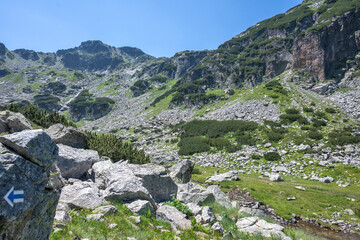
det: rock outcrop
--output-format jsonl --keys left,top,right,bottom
{"left": 0, "top": 111, "right": 32, "bottom": 134}
{"left": 45, "top": 124, "right": 87, "bottom": 149}
{"left": 56, "top": 144, "right": 99, "bottom": 179}
{"left": 0, "top": 131, "right": 61, "bottom": 239}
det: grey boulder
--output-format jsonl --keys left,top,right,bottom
{"left": 0, "top": 129, "right": 58, "bottom": 168}
{"left": 195, "top": 206, "right": 215, "bottom": 224}
{"left": 0, "top": 140, "right": 60, "bottom": 240}
{"left": 45, "top": 123, "right": 87, "bottom": 149}
{"left": 54, "top": 203, "right": 72, "bottom": 223}
{"left": 269, "top": 173, "right": 284, "bottom": 182}
{"left": 91, "top": 159, "right": 113, "bottom": 189}
{"left": 169, "top": 159, "right": 194, "bottom": 183}
{"left": 176, "top": 182, "right": 215, "bottom": 205}
{"left": 236, "top": 217, "right": 286, "bottom": 239}
{"left": 206, "top": 170, "right": 239, "bottom": 182}
{"left": 60, "top": 181, "right": 106, "bottom": 209}
{"left": 57, "top": 144, "right": 99, "bottom": 179}
{"left": 0, "top": 110, "right": 32, "bottom": 133}
{"left": 206, "top": 185, "right": 232, "bottom": 208}
{"left": 94, "top": 205, "right": 118, "bottom": 216}
{"left": 104, "top": 162, "right": 177, "bottom": 207}
{"left": 126, "top": 200, "right": 155, "bottom": 216}
{"left": 156, "top": 205, "right": 191, "bottom": 230}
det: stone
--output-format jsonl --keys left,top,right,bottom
{"left": 0, "top": 110, "right": 32, "bottom": 133}
{"left": 91, "top": 159, "right": 113, "bottom": 189}
{"left": 55, "top": 203, "right": 72, "bottom": 223}
{"left": 169, "top": 159, "right": 194, "bottom": 183}
{"left": 0, "top": 129, "right": 58, "bottom": 168}
{"left": 94, "top": 205, "right": 118, "bottom": 216}
{"left": 104, "top": 162, "right": 177, "bottom": 207}
{"left": 0, "top": 141, "right": 60, "bottom": 240}
{"left": 206, "top": 170, "right": 239, "bottom": 182}
{"left": 319, "top": 176, "right": 334, "bottom": 183}
{"left": 126, "top": 200, "right": 155, "bottom": 216}
{"left": 211, "top": 222, "right": 225, "bottom": 235}
{"left": 264, "top": 143, "right": 272, "bottom": 148}
{"left": 239, "top": 207, "right": 267, "bottom": 218}
{"left": 108, "top": 223, "right": 118, "bottom": 229}
{"left": 176, "top": 182, "right": 215, "bottom": 205}
{"left": 57, "top": 144, "right": 99, "bottom": 179}
{"left": 60, "top": 181, "right": 106, "bottom": 209}
{"left": 273, "top": 166, "right": 289, "bottom": 173}
{"left": 295, "top": 186, "right": 306, "bottom": 191}
{"left": 318, "top": 161, "right": 328, "bottom": 167}
{"left": 206, "top": 185, "right": 232, "bottom": 208}
{"left": 86, "top": 213, "right": 105, "bottom": 222}
{"left": 269, "top": 173, "right": 284, "bottom": 182}
{"left": 45, "top": 123, "right": 88, "bottom": 149}
{"left": 287, "top": 197, "right": 296, "bottom": 201}
{"left": 197, "top": 206, "right": 215, "bottom": 224}
{"left": 236, "top": 217, "right": 286, "bottom": 239}
{"left": 129, "top": 216, "right": 142, "bottom": 224}
{"left": 344, "top": 209, "right": 355, "bottom": 215}
{"left": 156, "top": 205, "right": 191, "bottom": 230}
{"left": 186, "top": 203, "right": 202, "bottom": 216}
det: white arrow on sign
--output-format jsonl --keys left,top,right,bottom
{"left": 4, "top": 186, "right": 24, "bottom": 207}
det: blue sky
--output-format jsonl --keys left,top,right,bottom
{"left": 0, "top": 0, "right": 302, "bottom": 57}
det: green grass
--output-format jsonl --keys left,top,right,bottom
{"left": 192, "top": 166, "right": 360, "bottom": 226}
{"left": 146, "top": 92, "right": 174, "bottom": 119}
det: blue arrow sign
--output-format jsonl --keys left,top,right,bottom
{"left": 4, "top": 186, "right": 24, "bottom": 207}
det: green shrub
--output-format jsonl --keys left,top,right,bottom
{"left": 264, "top": 152, "right": 281, "bottom": 161}
{"left": 329, "top": 130, "right": 360, "bottom": 146}
{"left": 86, "top": 132, "right": 150, "bottom": 164}
{"left": 6, "top": 103, "right": 75, "bottom": 128}
{"left": 165, "top": 197, "right": 192, "bottom": 217}
{"left": 325, "top": 107, "right": 336, "bottom": 114}
{"left": 298, "top": 117, "right": 310, "bottom": 125}
{"left": 180, "top": 120, "right": 258, "bottom": 138}
{"left": 178, "top": 137, "right": 211, "bottom": 155}
{"left": 280, "top": 114, "right": 302, "bottom": 122}
{"left": 312, "top": 119, "right": 327, "bottom": 128}
{"left": 303, "top": 107, "right": 314, "bottom": 112}
{"left": 314, "top": 111, "right": 326, "bottom": 119}
{"left": 267, "top": 131, "right": 284, "bottom": 142}
{"left": 308, "top": 131, "right": 323, "bottom": 140}
{"left": 285, "top": 108, "right": 300, "bottom": 114}
{"left": 235, "top": 132, "right": 256, "bottom": 146}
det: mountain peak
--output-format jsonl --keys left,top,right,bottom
{"left": 78, "top": 40, "right": 110, "bottom": 54}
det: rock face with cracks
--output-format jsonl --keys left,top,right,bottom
{"left": 0, "top": 130, "right": 60, "bottom": 240}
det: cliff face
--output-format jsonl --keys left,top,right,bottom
{"left": 293, "top": 9, "right": 360, "bottom": 81}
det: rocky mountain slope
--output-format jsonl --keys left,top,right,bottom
{"left": 1, "top": 1, "right": 360, "bottom": 238}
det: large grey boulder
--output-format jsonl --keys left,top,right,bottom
{"left": 45, "top": 123, "right": 87, "bottom": 149}
{"left": 205, "top": 170, "right": 239, "bottom": 183}
{"left": 206, "top": 185, "right": 232, "bottom": 208}
{"left": 54, "top": 203, "right": 72, "bottom": 223}
{"left": 104, "top": 162, "right": 177, "bottom": 206}
{"left": 156, "top": 205, "right": 191, "bottom": 230}
{"left": 57, "top": 144, "right": 99, "bottom": 179}
{"left": 169, "top": 160, "right": 194, "bottom": 183}
{"left": 195, "top": 206, "right": 215, "bottom": 224}
{"left": 0, "top": 110, "right": 32, "bottom": 133}
{"left": 0, "top": 129, "right": 58, "bottom": 168}
{"left": 236, "top": 217, "right": 286, "bottom": 239}
{"left": 177, "top": 182, "right": 215, "bottom": 205}
{"left": 94, "top": 205, "right": 118, "bottom": 216}
{"left": 126, "top": 200, "right": 155, "bottom": 216}
{"left": 60, "top": 181, "right": 106, "bottom": 209}
{"left": 0, "top": 139, "right": 60, "bottom": 239}
{"left": 91, "top": 159, "right": 113, "bottom": 189}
